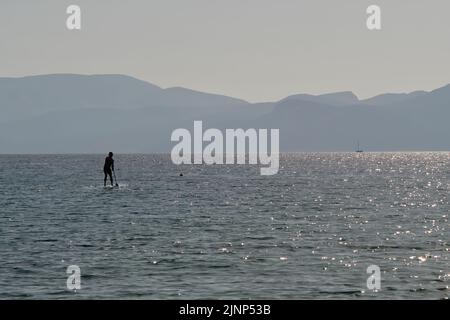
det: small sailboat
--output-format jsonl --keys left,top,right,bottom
{"left": 356, "top": 140, "right": 363, "bottom": 153}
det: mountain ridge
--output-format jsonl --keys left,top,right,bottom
{"left": 1, "top": 73, "right": 450, "bottom": 153}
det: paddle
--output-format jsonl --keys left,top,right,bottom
{"left": 113, "top": 170, "right": 119, "bottom": 187}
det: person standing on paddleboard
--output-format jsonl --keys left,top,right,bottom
{"left": 104, "top": 152, "right": 115, "bottom": 187}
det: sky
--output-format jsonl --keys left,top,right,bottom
{"left": 1, "top": 0, "right": 450, "bottom": 102}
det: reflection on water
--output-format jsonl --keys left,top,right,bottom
{"left": 0, "top": 153, "right": 448, "bottom": 299}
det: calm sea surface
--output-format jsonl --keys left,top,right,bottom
{"left": 0, "top": 153, "right": 448, "bottom": 299}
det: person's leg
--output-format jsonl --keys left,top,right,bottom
{"left": 104, "top": 171, "right": 107, "bottom": 186}
{"left": 109, "top": 172, "right": 113, "bottom": 186}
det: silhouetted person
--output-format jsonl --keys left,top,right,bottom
{"left": 104, "top": 152, "right": 115, "bottom": 186}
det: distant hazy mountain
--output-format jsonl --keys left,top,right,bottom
{"left": 280, "top": 91, "right": 359, "bottom": 106}
{"left": 1, "top": 74, "right": 450, "bottom": 153}
{"left": 0, "top": 74, "right": 248, "bottom": 122}
{"left": 360, "top": 91, "right": 427, "bottom": 106}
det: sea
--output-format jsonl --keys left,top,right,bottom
{"left": 0, "top": 153, "right": 448, "bottom": 299}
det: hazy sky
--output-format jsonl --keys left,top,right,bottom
{"left": 1, "top": 0, "right": 450, "bottom": 102}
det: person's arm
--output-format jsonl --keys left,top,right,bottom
{"left": 112, "top": 159, "right": 115, "bottom": 171}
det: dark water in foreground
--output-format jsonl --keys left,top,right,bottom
{"left": 0, "top": 153, "right": 448, "bottom": 299}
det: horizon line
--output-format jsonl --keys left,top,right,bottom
{"left": 2, "top": 151, "right": 450, "bottom": 156}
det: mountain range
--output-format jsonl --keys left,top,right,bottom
{"left": 1, "top": 74, "right": 450, "bottom": 153}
